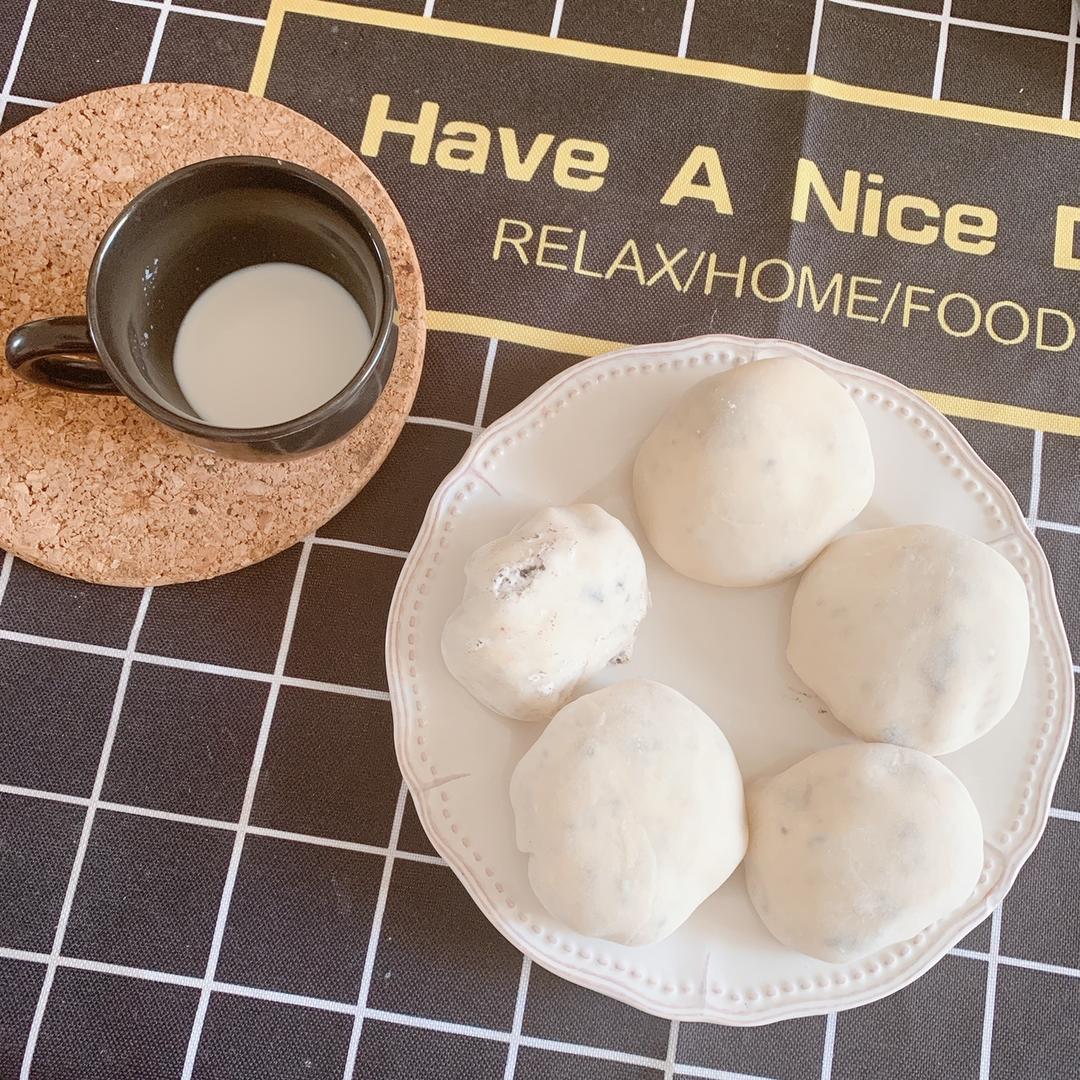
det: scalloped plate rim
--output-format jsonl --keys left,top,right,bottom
{"left": 386, "top": 332, "right": 1074, "bottom": 1025}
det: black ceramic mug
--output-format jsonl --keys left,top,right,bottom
{"left": 5, "top": 156, "right": 397, "bottom": 460}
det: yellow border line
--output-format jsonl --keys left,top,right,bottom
{"left": 426, "top": 310, "right": 624, "bottom": 359}
{"left": 426, "top": 311, "right": 1080, "bottom": 436}
{"left": 249, "top": 0, "right": 286, "bottom": 97}
{"left": 914, "top": 390, "right": 1080, "bottom": 438}
{"left": 252, "top": 0, "right": 1080, "bottom": 139}
{"left": 249, "top": 0, "right": 1080, "bottom": 436}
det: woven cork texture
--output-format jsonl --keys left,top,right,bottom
{"left": 0, "top": 82, "right": 425, "bottom": 586}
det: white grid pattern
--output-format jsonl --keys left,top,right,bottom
{"left": 977, "top": 906, "right": 1004, "bottom": 1080}
{"left": 141, "top": 0, "right": 172, "bottom": 83}
{"left": 1063, "top": 2, "right": 1079, "bottom": 118}
{"left": 406, "top": 413, "right": 474, "bottom": 434}
{"left": 819, "top": 1010, "right": 837, "bottom": 1080}
{"left": 5, "top": 92, "right": 53, "bottom": 108}
{"left": 972, "top": 428, "right": 1051, "bottom": 1080}
{"left": 501, "top": 958, "right": 532, "bottom": 1080}
{"left": 107, "top": 0, "right": 266, "bottom": 25}
{"left": 831, "top": 0, "right": 1077, "bottom": 43}
{"left": 1, "top": 1, "right": 1079, "bottom": 1077}
{"left": 2, "top": 896, "right": 1073, "bottom": 1080}
{"left": 472, "top": 338, "right": 499, "bottom": 439}
{"left": 1, "top": 936, "right": 1077, "bottom": 1077}
{"left": 806, "top": 0, "right": 825, "bottom": 76}
{"left": 549, "top": 0, "right": 565, "bottom": 40}
{"left": 0, "top": 934, "right": 1076, "bottom": 1038}
{"left": 178, "top": 536, "right": 314, "bottom": 1078}
{"left": 18, "top": 586, "right": 153, "bottom": 1080}
{"left": 0, "top": 779, "right": 447, "bottom": 868}
{"left": 0, "top": 551, "right": 13, "bottom": 606}
{"left": 340, "top": 780, "right": 409, "bottom": 1079}
{"left": 0, "top": 0, "right": 38, "bottom": 130}
{"left": 0, "top": 0, "right": 267, "bottom": 128}
{"left": 677, "top": 0, "right": 695, "bottom": 60}
{"left": 931, "top": 0, "right": 951, "bottom": 100}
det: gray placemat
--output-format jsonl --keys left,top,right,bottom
{"left": 0, "top": 2, "right": 1078, "bottom": 1079}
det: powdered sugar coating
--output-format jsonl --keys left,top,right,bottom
{"left": 441, "top": 504, "right": 648, "bottom": 722}
{"left": 746, "top": 743, "right": 984, "bottom": 963}
{"left": 511, "top": 679, "right": 747, "bottom": 945}
{"left": 788, "top": 524, "right": 1030, "bottom": 755}
{"left": 633, "top": 355, "right": 874, "bottom": 587}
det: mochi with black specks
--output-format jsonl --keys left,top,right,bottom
{"left": 633, "top": 355, "right": 874, "bottom": 587}
{"left": 510, "top": 679, "right": 747, "bottom": 946}
{"left": 441, "top": 504, "right": 649, "bottom": 722}
{"left": 788, "top": 523, "right": 1030, "bottom": 755}
{"left": 745, "top": 742, "right": 984, "bottom": 963}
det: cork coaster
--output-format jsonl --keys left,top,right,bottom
{"left": 0, "top": 83, "right": 425, "bottom": 587}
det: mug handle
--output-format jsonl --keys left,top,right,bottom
{"left": 5, "top": 316, "right": 121, "bottom": 394}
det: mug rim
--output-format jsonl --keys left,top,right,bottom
{"left": 85, "top": 154, "right": 398, "bottom": 443}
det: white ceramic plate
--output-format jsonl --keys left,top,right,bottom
{"left": 386, "top": 335, "right": 1073, "bottom": 1024}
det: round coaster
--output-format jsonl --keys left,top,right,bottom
{"left": 0, "top": 83, "right": 425, "bottom": 586}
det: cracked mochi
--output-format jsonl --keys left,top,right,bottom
{"left": 745, "top": 743, "right": 983, "bottom": 963}
{"left": 788, "top": 524, "right": 1030, "bottom": 755}
{"left": 633, "top": 355, "right": 874, "bottom": 586}
{"left": 441, "top": 504, "right": 648, "bottom": 722}
{"left": 510, "top": 680, "right": 747, "bottom": 945}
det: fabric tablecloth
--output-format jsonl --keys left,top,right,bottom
{"left": 0, "top": 1, "right": 1078, "bottom": 1078}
